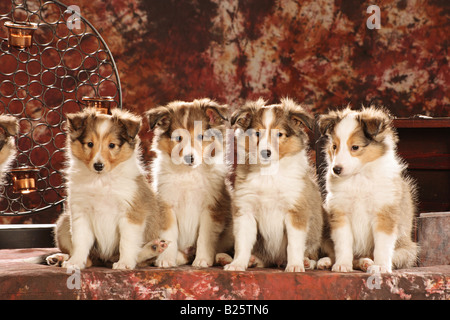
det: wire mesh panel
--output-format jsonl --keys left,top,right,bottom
{"left": 0, "top": 0, "right": 122, "bottom": 215}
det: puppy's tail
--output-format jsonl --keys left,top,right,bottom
{"left": 21, "top": 254, "right": 48, "bottom": 265}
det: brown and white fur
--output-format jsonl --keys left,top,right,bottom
{"left": 147, "top": 98, "right": 233, "bottom": 268}
{"left": 317, "top": 106, "right": 418, "bottom": 273}
{"left": 47, "top": 108, "right": 169, "bottom": 270}
{"left": 0, "top": 115, "right": 18, "bottom": 178}
{"left": 224, "top": 98, "right": 323, "bottom": 272}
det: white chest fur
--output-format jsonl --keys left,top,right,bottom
{"left": 234, "top": 152, "right": 308, "bottom": 259}
{"left": 154, "top": 155, "right": 228, "bottom": 250}
{"left": 68, "top": 158, "right": 139, "bottom": 259}
{"left": 326, "top": 152, "right": 403, "bottom": 255}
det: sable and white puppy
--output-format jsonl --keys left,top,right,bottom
{"left": 317, "top": 106, "right": 418, "bottom": 273}
{"left": 224, "top": 98, "right": 323, "bottom": 272}
{"left": 147, "top": 98, "right": 233, "bottom": 268}
{"left": 0, "top": 115, "right": 18, "bottom": 177}
{"left": 47, "top": 108, "right": 169, "bottom": 270}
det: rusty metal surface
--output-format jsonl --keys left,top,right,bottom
{"left": 0, "top": 248, "right": 448, "bottom": 300}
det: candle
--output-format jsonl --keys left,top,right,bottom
{"left": 11, "top": 167, "right": 39, "bottom": 194}
{"left": 82, "top": 97, "right": 114, "bottom": 114}
{"left": 5, "top": 21, "right": 38, "bottom": 49}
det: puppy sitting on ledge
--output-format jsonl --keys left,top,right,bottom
{"left": 47, "top": 108, "right": 169, "bottom": 269}
{"left": 146, "top": 98, "right": 233, "bottom": 268}
{"left": 224, "top": 98, "right": 323, "bottom": 272}
{"left": 317, "top": 106, "right": 418, "bottom": 273}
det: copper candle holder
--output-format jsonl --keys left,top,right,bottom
{"left": 10, "top": 167, "right": 39, "bottom": 194}
{"left": 82, "top": 96, "right": 114, "bottom": 114}
{"left": 4, "top": 21, "right": 38, "bottom": 49}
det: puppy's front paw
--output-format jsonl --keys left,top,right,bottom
{"left": 215, "top": 253, "right": 233, "bottom": 266}
{"left": 367, "top": 264, "right": 391, "bottom": 274}
{"left": 62, "top": 259, "right": 85, "bottom": 270}
{"left": 192, "top": 257, "right": 213, "bottom": 268}
{"left": 285, "top": 264, "right": 305, "bottom": 272}
{"left": 357, "top": 258, "right": 374, "bottom": 272}
{"left": 331, "top": 263, "right": 353, "bottom": 272}
{"left": 113, "top": 261, "right": 136, "bottom": 270}
{"left": 46, "top": 253, "right": 69, "bottom": 267}
{"left": 304, "top": 258, "right": 316, "bottom": 270}
{"left": 155, "top": 259, "right": 177, "bottom": 268}
{"left": 317, "top": 257, "right": 332, "bottom": 270}
{"left": 224, "top": 262, "right": 247, "bottom": 271}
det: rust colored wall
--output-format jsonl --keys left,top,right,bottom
{"left": 69, "top": 0, "right": 449, "bottom": 116}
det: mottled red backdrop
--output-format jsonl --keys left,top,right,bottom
{"left": 1, "top": 0, "right": 449, "bottom": 224}
{"left": 67, "top": 0, "right": 449, "bottom": 113}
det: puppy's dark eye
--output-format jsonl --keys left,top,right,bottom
{"left": 174, "top": 136, "right": 182, "bottom": 142}
{"left": 332, "top": 144, "right": 337, "bottom": 150}
{"left": 277, "top": 132, "right": 283, "bottom": 137}
{"left": 255, "top": 132, "right": 260, "bottom": 137}
{"left": 351, "top": 145, "right": 359, "bottom": 151}
{"left": 109, "top": 143, "right": 116, "bottom": 149}
{"left": 87, "top": 142, "right": 94, "bottom": 148}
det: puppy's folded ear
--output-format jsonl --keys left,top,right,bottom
{"left": 231, "top": 109, "right": 252, "bottom": 130}
{"left": 0, "top": 115, "right": 18, "bottom": 137}
{"left": 280, "top": 98, "right": 314, "bottom": 132}
{"left": 203, "top": 104, "right": 228, "bottom": 127}
{"left": 66, "top": 110, "right": 94, "bottom": 141}
{"left": 289, "top": 111, "right": 314, "bottom": 132}
{"left": 317, "top": 113, "right": 339, "bottom": 136}
{"left": 116, "top": 113, "right": 142, "bottom": 143}
{"left": 146, "top": 106, "right": 171, "bottom": 132}
{"left": 357, "top": 107, "right": 392, "bottom": 140}
{"left": 231, "top": 104, "right": 256, "bottom": 130}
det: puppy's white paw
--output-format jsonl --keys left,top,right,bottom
{"left": 367, "top": 264, "right": 391, "bottom": 274}
{"left": 357, "top": 258, "right": 374, "bottom": 272}
{"left": 192, "top": 258, "right": 212, "bottom": 268}
{"left": 304, "top": 258, "right": 316, "bottom": 270}
{"left": 215, "top": 253, "right": 233, "bottom": 266}
{"left": 62, "top": 259, "right": 85, "bottom": 270}
{"left": 155, "top": 259, "right": 177, "bottom": 268}
{"left": 112, "top": 261, "right": 136, "bottom": 270}
{"left": 285, "top": 264, "right": 305, "bottom": 272}
{"left": 46, "top": 253, "right": 69, "bottom": 267}
{"left": 331, "top": 263, "right": 353, "bottom": 272}
{"left": 317, "top": 257, "right": 332, "bottom": 270}
{"left": 224, "top": 262, "right": 247, "bottom": 271}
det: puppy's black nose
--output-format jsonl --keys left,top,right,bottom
{"left": 183, "top": 154, "right": 194, "bottom": 165}
{"left": 260, "top": 149, "right": 271, "bottom": 159}
{"left": 94, "top": 162, "right": 104, "bottom": 172}
{"left": 333, "top": 166, "right": 342, "bottom": 175}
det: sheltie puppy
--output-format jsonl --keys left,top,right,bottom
{"left": 223, "top": 98, "right": 323, "bottom": 272}
{"left": 0, "top": 114, "right": 18, "bottom": 177}
{"left": 317, "top": 106, "right": 418, "bottom": 273}
{"left": 47, "top": 108, "right": 169, "bottom": 270}
{"left": 146, "top": 98, "right": 233, "bottom": 268}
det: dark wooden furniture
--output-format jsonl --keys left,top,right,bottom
{"left": 0, "top": 224, "right": 55, "bottom": 249}
{"left": 394, "top": 118, "right": 450, "bottom": 213}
